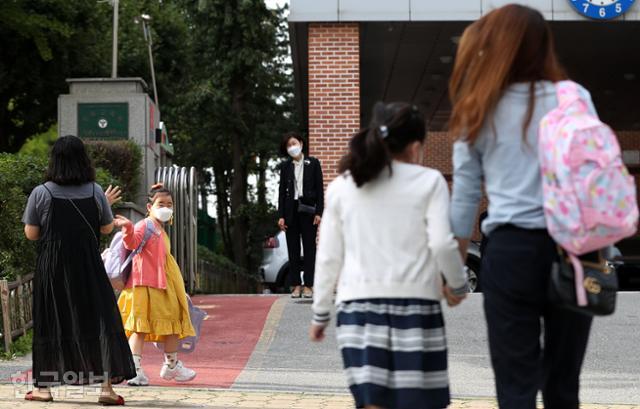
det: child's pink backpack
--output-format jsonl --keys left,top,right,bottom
{"left": 539, "top": 80, "right": 638, "bottom": 305}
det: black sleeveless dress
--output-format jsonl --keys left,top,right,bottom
{"left": 31, "top": 185, "right": 135, "bottom": 387}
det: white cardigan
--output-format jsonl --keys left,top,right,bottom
{"left": 312, "top": 161, "right": 468, "bottom": 325}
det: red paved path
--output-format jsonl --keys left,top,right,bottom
{"left": 143, "top": 294, "right": 278, "bottom": 388}
{"left": 9, "top": 295, "right": 279, "bottom": 389}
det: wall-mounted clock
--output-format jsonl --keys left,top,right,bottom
{"left": 570, "top": 0, "right": 636, "bottom": 20}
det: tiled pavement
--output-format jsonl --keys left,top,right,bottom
{"left": 0, "top": 385, "right": 639, "bottom": 409}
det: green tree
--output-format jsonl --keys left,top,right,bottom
{"left": 0, "top": 0, "right": 112, "bottom": 152}
{"left": 0, "top": 0, "right": 191, "bottom": 153}
{"left": 174, "top": 0, "right": 294, "bottom": 270}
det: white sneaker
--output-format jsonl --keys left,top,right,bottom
{"left": 160, "top": 360, "right": 196, "bottom": 382}
{"left": 127, "top": 368, "right": 149, "bottom": 386}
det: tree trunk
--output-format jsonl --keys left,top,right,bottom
{"left": 229, "top": 86, "right": 249, "bottom": 270}
{"left": 213, "top": 164, "right": 233, "bottom": 259}
{"left": 257, "top": 154, "right": 267, "bottom": 207}
{"left": 229, "top": 134, "right": 249, "bottom": 269}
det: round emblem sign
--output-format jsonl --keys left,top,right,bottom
{"left": 98, "top": 118, "right": 109, "bottom": 129}
{"left": 569, "top": 0, "right": 636, "bottom": 20}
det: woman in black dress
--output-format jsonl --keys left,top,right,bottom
{"left": 22, "top": 135, "right": 135, "bottom": 405}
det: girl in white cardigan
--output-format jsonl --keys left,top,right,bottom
{"left": 309, "top": 102, "right": 468, "bottom": 409}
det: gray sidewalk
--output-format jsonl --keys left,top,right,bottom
{"left": 231, "top": 294, "right": 640, "bottom": 405}
{"left": 2, "top": 294, "right": 640, "bottom": 408}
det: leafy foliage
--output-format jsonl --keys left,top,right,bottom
{"left": 18, "top": 125, "right": 58, "bottom": 158}
{"left": 0, "top": 0, "right": 112, "bottom": 152}
{"left": 0, "top": 152, "right": 120, "bottom": 279}
{"left": 173, "top": 0, "right": 294, "bottom": 271}
{"left": 0, "top": 154, "right": 46, "bottom": 279}
{"left": 0, "top": 0, "right": 192, "bottom": 153}
{"left": 0, "top": 330, "right": 33, "bottom": 359}
{"left": 85, "top": 140, "right": 142, "bottom": 201}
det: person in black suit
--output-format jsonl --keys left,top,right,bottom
{"left": 278, "top": 132, "right": 324, "bottom": 299}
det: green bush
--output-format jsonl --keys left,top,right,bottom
{"left": 198, "top": 245, "right": 246, "bottom": 274}
{"left": 18, "top": 125, "right": 57, "bottom": 158}
{"left": 0, "top": 153, "right": 120, "bottom": 279}
{"left": 0, "top": 154, "right": 47, "bottom": 280}
{"left": 0, "top": 330, "right": 33, "bottom": 360}
{"left": 85, "top": 140, "right": 142, "bottom": 201}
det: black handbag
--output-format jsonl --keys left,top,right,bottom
{"left": 548, "top": 247, "right": 618, "bottom": 316}
{"left": 297, "top": 201, "right": 317, "bottom": 215}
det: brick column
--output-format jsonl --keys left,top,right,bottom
{"left": 307, "top": 23, "right": 360, "bottom": 186}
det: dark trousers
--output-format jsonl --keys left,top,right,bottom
{"left": 285, "top": 202, "right": 317, "bottom": 287}
{"left": 482, "top": 226, "right": 593, "bottom": 409}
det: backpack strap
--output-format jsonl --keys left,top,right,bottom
{"left": 568, "top": 253, "right": 589, "bottom": 307}
{"left": 555, "top": 80, "right": 588, "bottom": 112}
{"left": 122, "top": 219, "right": 157, "bottom": 268}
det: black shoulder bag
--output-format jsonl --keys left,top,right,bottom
{"left": 548, "top": 247, "right": 618, "bottom": 316}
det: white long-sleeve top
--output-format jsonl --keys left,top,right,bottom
{"left": 312, "top": 161, "right": 468, "bottom": 325}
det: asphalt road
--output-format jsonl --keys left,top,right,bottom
{"left": 445, "top": 291, "right": 640, "bottom": 404}
{"left": 233, "top": 293, "right": 640, "bottom": 404}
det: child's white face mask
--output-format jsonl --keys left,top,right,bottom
{"left": 152, "top": 207, "right": 173, "bottom": 223}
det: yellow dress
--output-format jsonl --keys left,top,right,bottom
{"left": 118, "top": 232, "right": 196, "bottom": 342}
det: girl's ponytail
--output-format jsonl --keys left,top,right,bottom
{"left": 339, "top": 125, "right": 391, "bottom": 187}
{"left": 339, "top": 102, "right": 427, "bottom": 187}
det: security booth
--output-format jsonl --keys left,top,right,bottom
{"left": 288, "top": 0, "right": 640, "bottom": 281}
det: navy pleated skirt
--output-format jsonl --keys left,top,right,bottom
{"left": 336, "top": 298, "right": 450, "bottom": 409}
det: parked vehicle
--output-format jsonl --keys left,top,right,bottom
{"left": 260, "top": 231, "right": 302, "bottom": 293}
{"left": 260, "top": 232, "right": 484, "bottom": 293}
{"left": 605, "top": 246, "right": 640, "bottom": 290}
{"left": 465, "top": 241, "right": 482, "bottom": 293}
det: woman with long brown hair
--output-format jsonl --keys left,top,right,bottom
{"left": 449, "top": 5, "right": 597, "bottom": 409}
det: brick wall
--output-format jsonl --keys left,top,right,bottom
{"left": 424, "top": 131, "right": 453, "bottom": 177}
{"left": 307, "top": 23, "right": 360, "bottom": 187}
{"left": 306, "top": 25, "right": 640, "bottom": 242}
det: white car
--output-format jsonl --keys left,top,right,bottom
{"left": 260, "top": 231, "right": 303, "bottom": 293}
{"left": 260, "top": 231, "right": 483, "bottom": 293}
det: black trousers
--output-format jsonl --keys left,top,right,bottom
{"left": 285, "top": 201, "right": 317, "bottom": 287}
{"left": 482, "top": 225, "right": 593, "bottom": 409}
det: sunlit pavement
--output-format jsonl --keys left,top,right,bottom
{"left": 2, "top": 293, "right": 639, "bottom": 408}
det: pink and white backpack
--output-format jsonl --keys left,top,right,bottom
{"left": 539, "top": 80, "right": 638, "bottom": 305}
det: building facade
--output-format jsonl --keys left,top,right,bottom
{"left": 288, "top": 0, "right": 640, "bottom": 240}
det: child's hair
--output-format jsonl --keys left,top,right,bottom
{"left": 448, "top": 4, "right": 565, "bottom": 144}
{"left": 339, "top": 102, "right": 426, "bottom": 187}
{"left": 148, "top": 186, "right": 173, "bottom": 204}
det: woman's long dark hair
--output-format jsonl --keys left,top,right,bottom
{"left": 339, "top": 102, "right": 426, "bottom": 187}
{"left": 45, "top": 135, "right": 96, "bottom": 185}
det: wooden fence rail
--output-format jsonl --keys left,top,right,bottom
{"left": 196, "top": 260, "right": 260, "bottom": 294}
{"left": 0, "top": 274, "right": 34, "bottom": 352}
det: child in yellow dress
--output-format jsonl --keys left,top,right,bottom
{"left": 113, "top": 185, "right": 196, "bottom": 386}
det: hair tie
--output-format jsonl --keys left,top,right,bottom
{"left": 379, "top": 125, "right": 389, "bottom": 139}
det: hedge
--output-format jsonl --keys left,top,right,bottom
{"left": 85, "top": 140, "right": 142, "bottom": 202}
{"left": 0, "top": 153, "right": 119, "bottom": 279}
